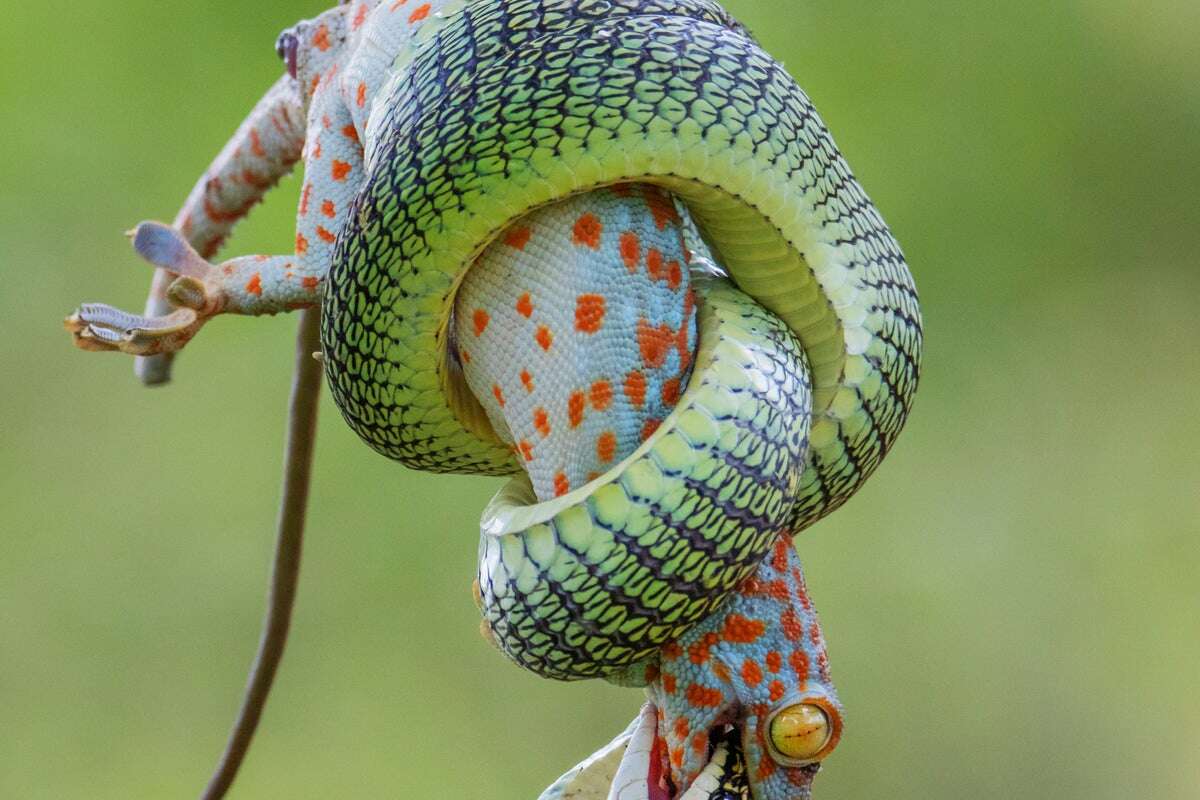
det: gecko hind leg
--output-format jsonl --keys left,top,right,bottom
{"left": 66, "top": 222, "right": 322, "bottom": 356}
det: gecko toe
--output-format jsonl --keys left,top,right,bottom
{"left": 65, "top": 303, "right": 199, "bottom": 355}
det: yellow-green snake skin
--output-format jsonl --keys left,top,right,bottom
{"left": 321, "top": 0, "right": 923, "bottom": 681}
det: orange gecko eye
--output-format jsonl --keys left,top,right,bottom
{"left": 766, "top": 698, "right": 843, "bottom": 766}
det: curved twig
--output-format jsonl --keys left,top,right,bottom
{"left": 200, "top": 308, "right": 323, "bottom": 800}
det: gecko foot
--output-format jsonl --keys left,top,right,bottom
{"left": 65, "top": 303, "right": 203, "bottom": 354}
{"left": 65, "top": 222, "right": 221, "bottom": 355}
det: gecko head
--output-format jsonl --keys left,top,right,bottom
{"left": 274, "top": 3, "right": 357, "bottom": 106}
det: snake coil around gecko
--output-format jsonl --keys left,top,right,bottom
{"left": 66, "top": 2, "right": 921, "bottom": 798}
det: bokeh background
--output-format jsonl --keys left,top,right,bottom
{"left": 2, "top": 0, "right": 1197, "bottom": 797}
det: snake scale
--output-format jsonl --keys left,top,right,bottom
{"left": 65, "top": 1, "right": 921, "bottom": 797}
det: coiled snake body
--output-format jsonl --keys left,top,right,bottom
{"left": 66, "top": 1, "right": 921, "bottom": 797}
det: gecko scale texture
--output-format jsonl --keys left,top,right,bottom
{"left": 66, "top": 1, "right": 923, "bottom": 797}
{"left": 454, "top": 185, "right": 697, "bottom": 501}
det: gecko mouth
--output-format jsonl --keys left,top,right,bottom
{"left": 646, "top": 728, "right": 674, "bottom": 800}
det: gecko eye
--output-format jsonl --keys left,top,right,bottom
{"left": 766, "top": 699, "right": 842, "bottom": 765}
{"left": 275, "top": 31, "right": 300, "bottom": 79}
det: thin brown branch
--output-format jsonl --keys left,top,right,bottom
{"left": 199, "top": 308, "right": 323, "bottom": 800}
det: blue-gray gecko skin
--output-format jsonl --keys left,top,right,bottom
{"left": 65, "top": 1, "right": 921, "bottom": 797}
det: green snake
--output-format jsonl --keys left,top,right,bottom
{"left": 323, "top": 0, "right": 921, "bottom": 680}
{"left": 66, "top": 0, "right": 921, "bottom": 796}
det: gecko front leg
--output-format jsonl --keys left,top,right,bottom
{"left": 137, "top": 72, "right": 305, "bottom": 381}
{"left": 66, "top": 223, "right": 324, "bottom": 355}
{"left": 66, "top": 4, "right": 364, "bottom": 359}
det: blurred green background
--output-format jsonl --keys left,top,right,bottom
{"left": 2, "top": 0, "right": 1197, "bottom": 797}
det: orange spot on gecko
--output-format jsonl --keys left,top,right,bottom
{"left": 596, "top": 431, "right": 617, "bottom": 463}
{"left": 712, "top": 660, "right": 732, "bottom": 683}
{"left": 691, "top": 732, "right": 708, "bottom": 755}
{"left": 619, "top": 231, "right": 640, "bottom": 270}
{"left": 515, "top": 292, "right": 533, "bottom": 318}
{"left": 533, "top": 407, "right": 551, "bottom": 438}
{"left": 647, "top": 248, "right": 665, "bottom": 280}
{"left": 574, "top": 294, "right": 606, "bottom": 333}
{"left": 300, "top": 183, "right": 312, "bottom": 215}
{"left": 640, "top": 417, "right": 661, "bottom": 442}
{"left": 676, "top": 323, "right": 692, "bottom": 371}
{"left": 667, "top": 260, "right": 683, "bottom": 289}
{"left": 504, "top": 226, "right": 532, "bottom": 250}
{"left": 685, "top": 684, "right": 725, "bottom": 708}
{"left": 722, "top": 614, "right": 766, "bottom": 643}
{"left": 663, "top": 642, "right": 682, "bottom": 661}
{"left": 520, "top": 369, "right": 534, "bottom": 392}
{"left": 295, "top": 232, "right": 309, "bottom": 255}
{"left": 794, "top": 569, "right": 813, "bottom": 609}
{"left": 662, "top": 673, "right": 677, "bottom": 694}
{"left": 459, "top": 348, "right": 471, "bottom": 364}
{"left": 624, "top": 370, "right": 646, "bottom": 409}
{"left": 670, "top": 748, "right": 684, "bottom": 769}
{"left": 742, "top": 659, "right": 763, "bottom": 687}
{"left": 473, "top": 309, "right": 490, "bottom": 336}
{"left": 302, "top": 276, "right": 320, "bottom": 291}
{"left": 789, "top": 649, "right": 810, "bottom": 678}
{"left": 331, "top": 160, "right": 352, "bottom": 181}
{"left": 518, "top": 439, "right": 534, "bottom": 462}
{"left": 781, "top": 607, "right": 804, "bottom": 642}
{"left": 637, "top": 320, "right": 674, "bottom": 368}
{"left": 249, "top": 129, "right": 265, "bottom": 158}
{"left": 553, "top": 472, "right": 570, "bottom": 497}
{"left": 312, "top": 24, "right": 331, "bottom": 51}
{"left": 535, "top": 325, "right": 553, "bottom": 351}
{"left": 245, "top": 273, "right": 262, "bottom": 296}
{"left": 568, "top": 391, "right": 586, "bottom": 428}
{"left": 353, "top": 3, "right": 369, "bottom": 28}
{"left": 492, "top": 384, "right": 505, "bottom": 408}
{"left": 661, "top": 377, "right": 680, "bottom": 406}
{"left": 764, "top": 580, "right": 791, "bottom": 601}
{"left": 572, "top": 213, "right": 602, "bottom": 249}
{"left": 241, "top": 170, "right": 270, "bottom": 189}
{"left": 321, "top": 200, "right": 336, "bottom": 218}
{"left": 316, "top": 225, "right": 336, "bottom": 243}
{"left": 673, "top": 718, "right": 690, "bottom": 740}
{"left": 645, "top": 187, "right": 680, "bottom": 230}
{"left": 769, "top": 680, "right": 786, "bottom": 702}
{"left": 766, "top": 651, "right": 783, "bottom": 673}
{"left": 356, "top": 82, "right": 367, "bottom": 108}
{"left": 688, "top": 632, "right": 719, "bottom": 664}
{"left": 772, "top": 537, "right": 791, "bottom": 572}
{"left": 342, "top": 124, "right": 360, "bottom": 144}
{"left": 590, "top": 380, "right": 612, "bottom": 411}
{"left": 409, "top": 3, "right": 431, "bottom": 22}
